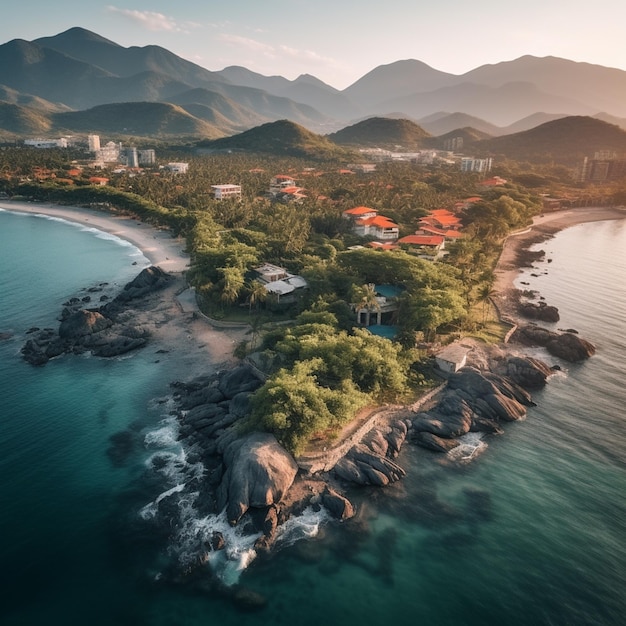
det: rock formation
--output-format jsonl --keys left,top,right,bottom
{"left": 21, "top": 266, "right": 171, "bottom": 365}
{"left": 513, "top": 324, "right": 596, "bottom": 361}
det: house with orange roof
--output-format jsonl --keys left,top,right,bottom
{"left": 342, "top": 206, "right": 378, "bottom": 220}
{"left": 397, "top": 234, "right": 446, "bottom": 259}
{"left": 88, "top": 176, "right": 109, "bottom": 186}
{"left": 269, "top": 175, "right": 296, "bottom": 196}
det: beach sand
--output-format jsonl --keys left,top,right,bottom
{"left": 2, "top": 199, "right": 248, "bottom": 377}
{"left": 492, "top": 206, "right": 626, "bottom": 320}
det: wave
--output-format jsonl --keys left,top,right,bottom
{"left": 447, "top": 432, "right": 488, "bottom": 464}
{"left": 144, "top": 418, "right": 179, "bottom": 450}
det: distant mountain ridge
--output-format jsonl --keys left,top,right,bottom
{"left": 2, "top": 27, "right": 626, "bottom": 141}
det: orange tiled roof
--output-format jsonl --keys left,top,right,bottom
{"left": 398, "top": 235, "right": 444, "bottom": 246}
{"left": 343, "top": 206, "right": 378, "bottom": 216}
{"left": 359, "top": 215, "right": 398, "bottom": 228}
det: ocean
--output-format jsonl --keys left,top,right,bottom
{"left": 1, "top": 207, "right": 625, "bottom": 626}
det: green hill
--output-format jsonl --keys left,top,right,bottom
{"left": 52, "top": 102, "right": 224, "bottom": 138}
{"left": 327, "top": 117, "right": 431, "bottom": 149}
{"left": 475, "top": 116, "right": 626, "bottom": 165}
{"left": 201, "top": 119, "right": 354, "bottom": 159}
{"left": 0, "top": 101, "right": 53, "bottom": 136}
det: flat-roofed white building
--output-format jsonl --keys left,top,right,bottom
{"left": 166, "top": 162, "right": 189, "bottom": 174}
{"left": 212, "top": 184, "right": 242, "bottom": 200}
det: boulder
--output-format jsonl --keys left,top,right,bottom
{"left": 322, "top": 488, "right": 355, "bottom": 520}
{"left": 513, "top": 325, "right": 595, "bottom": 362}
{"left": 218, "top": 364, "right": 264, "bottom": 399}
{"left": 519, "top": 302, "right": 560, "bottom": 322}
{"left": 546, "top": 332, "right": 596, "bottom": 362}
{"left": 218, "top": 433, "right": 298, "bottom": 525}
{"left": 498, "top": 356, "right": 552, "bottom": 390}
{"left": 414, "top": 432, "right": 461, "bottom": 453}
{"left": 58, "top": 309, "right": 112, "bottom": 339}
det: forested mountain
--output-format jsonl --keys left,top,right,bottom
{"left": 2, "top": 27, "right": 626, "bottom": 140}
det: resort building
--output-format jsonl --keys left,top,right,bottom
{"left": 88, "top": 134, "right": 101, "bottom": 153}
{"left": 25, "top": 138, "right": 68, "bottom": 149}
{"left": 165, "top": 162, "right": 189, "bottom": 174}
{"left": 461, "top": 157, "right": 493, "bottom": 173}
{"left": 342, "top": 206, "right": 399, "bottom": 241}
{"left": 253, "top": 263, "right": 308, "bottom": 303}
{"left": 212, "top": 184, "right": 242, "bottom": 200}
{"left": 138, "top": 149, "right": 156, "bottom": 166}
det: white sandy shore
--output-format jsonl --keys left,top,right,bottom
{"left": 1, "top": 199, "right": 248, "bottom": 377}
{"left": 0, "top": 200, "right": 190, "bottom": 272}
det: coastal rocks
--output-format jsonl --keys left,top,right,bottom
{"left": 495, "top": 355, "right": 553, "bottom": 390}
{"left": 332, "top": 423, "right": 409, "bottom": 487}
{"left": 414, "top": 432, "right": 461, "bottom": 453}
{"left": 411, "top": 366, "right": 535, "bottom": 453}
{"left": 518, "top": 301, "right": 560, "bottom": 322}
{"left": 513, "top": 324, "right": 596, "bottom": 361}
{"left": 322, "top": 487, "right": 355, "bottom": 521}
{"left": 20, "top": 266, "right": 169, "bottom": 365}
{"left": 217, "top": 432, "right": 298, "bottom": 525}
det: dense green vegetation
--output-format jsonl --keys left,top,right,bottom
{"left": 8, "top": 143, "right": 621, "bottom": 454}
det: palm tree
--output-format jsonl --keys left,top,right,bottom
{"left": 247, "top": 280, "right": 267, "bottom": 313}
{"left": 353, "top": 283, "right": 380, "bottom": 326}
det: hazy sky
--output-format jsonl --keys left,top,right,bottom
{"left": 2, "top": 0, "right": 626, "bottom": 89}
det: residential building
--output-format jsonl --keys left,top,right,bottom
{"left": 579, "top": 154, "right": 626, "bottom": 182}
{"left": 354, "top": 284, "right": 401, "bottom": 331}
{"left": 461, "top": 157, "right": 493, "bottom": 173}
{"left": 269, "top": 175, "right": 296, "bottom": 195}
{"left": 125, "top": 147, "right": 139, "bottom": 168}
{"left": 253, "top": 263, "right": 308, "bottom": 303}
{"left": 137, "top": 149, "right": 156, "bottom": 166}
{"left": 88, "top": 176, "right": 109, "bottom": 186}
{"left": 342, "top": 206, "right": 400, "bottom": 241}
{"left": 212, "top": 184, "right": 242, "bottom": 200}
{"left": 88, "top": 134, "right": 101, "bottom": 152}
{"left": 25, "top": 138, "right": 68, "bottom": 149}
{"left": 165, "top": 162, "right": 189, "bottom": 174}
{"left": 95, "top": 141, "right": 122, "bottom": 164}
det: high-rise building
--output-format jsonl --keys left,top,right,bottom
{"left": 88, "top": 134, "right": 101, "bottom": 153}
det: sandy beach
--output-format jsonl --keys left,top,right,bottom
{"left": 1, "top": 199, "right": 248, "bottom": 377}
{"left": 492, "top": 205, "right": 626, "bottom": 319}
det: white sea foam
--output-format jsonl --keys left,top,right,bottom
{"left": 275, "top": 506, "right": 329, "bottom": 548}
{"left": 144, "top": 418, "right": 179, "bottom": 449}
{"left": 447, "top": 432, "right": 488, "bottom": 464}
{"left": 139, "top": 483, "right": 186, "bottom": 520}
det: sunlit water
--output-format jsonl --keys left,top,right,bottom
{"left": 1, "top": 209, "right": 625, "bottom": 625}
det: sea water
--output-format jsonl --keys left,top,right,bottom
{"left": 1, "top": 209, "right": 625, "bottom": 625}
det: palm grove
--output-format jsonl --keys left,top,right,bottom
{"left": 1, "top": 148, "right": 547, "bottom": 454}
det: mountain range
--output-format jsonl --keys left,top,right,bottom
{"left": 2, "top": 26, "right": 626, "bottom": 149}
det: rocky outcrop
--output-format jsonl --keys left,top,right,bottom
{"left": 518, "top": 301, "right": 560, "bottom": 322}
{"left": 513, "top": 324, "right": 596, "bottom": 361}
{"left": 411, "top": 366, "right": 537, "bottom": 453}
{"left": 217, "top": 433, "right": 298, "bottom": 525}
{"left": 322, "top": 487, "right": 355, "bottom": 521}
{"left": 21, "top": 266, "right": 169, "bottom": 365}
{"left": 332, "top": 419, "right": 409, "bottom": 487}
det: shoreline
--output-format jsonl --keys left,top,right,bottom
{"left": 492, "top": 205, "right": 626, "bottom": 320}
{"left": 2, "top": 199, "right": 248, "bottom": 377}
{"left": 0, "top": 200, "right": 190, "bottom": 273}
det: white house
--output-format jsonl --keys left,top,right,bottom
{"left": 254, "top": 263, "right": 308, "bottom": 303}
{"left": 165, "top": 162, "right": 189, "bottom": 174}
{"left": 435, "top": 344, "right": 471, "bottom": 373}
{"left": 212, "top": 184, "right": 242, "bottom": 200}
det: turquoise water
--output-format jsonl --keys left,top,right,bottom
{"left": 1, "top": 209, "right": 625, "bottom": 625}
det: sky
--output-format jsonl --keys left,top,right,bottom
{"left": 2, "top": 0, "right": 626, "bottom": 89}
